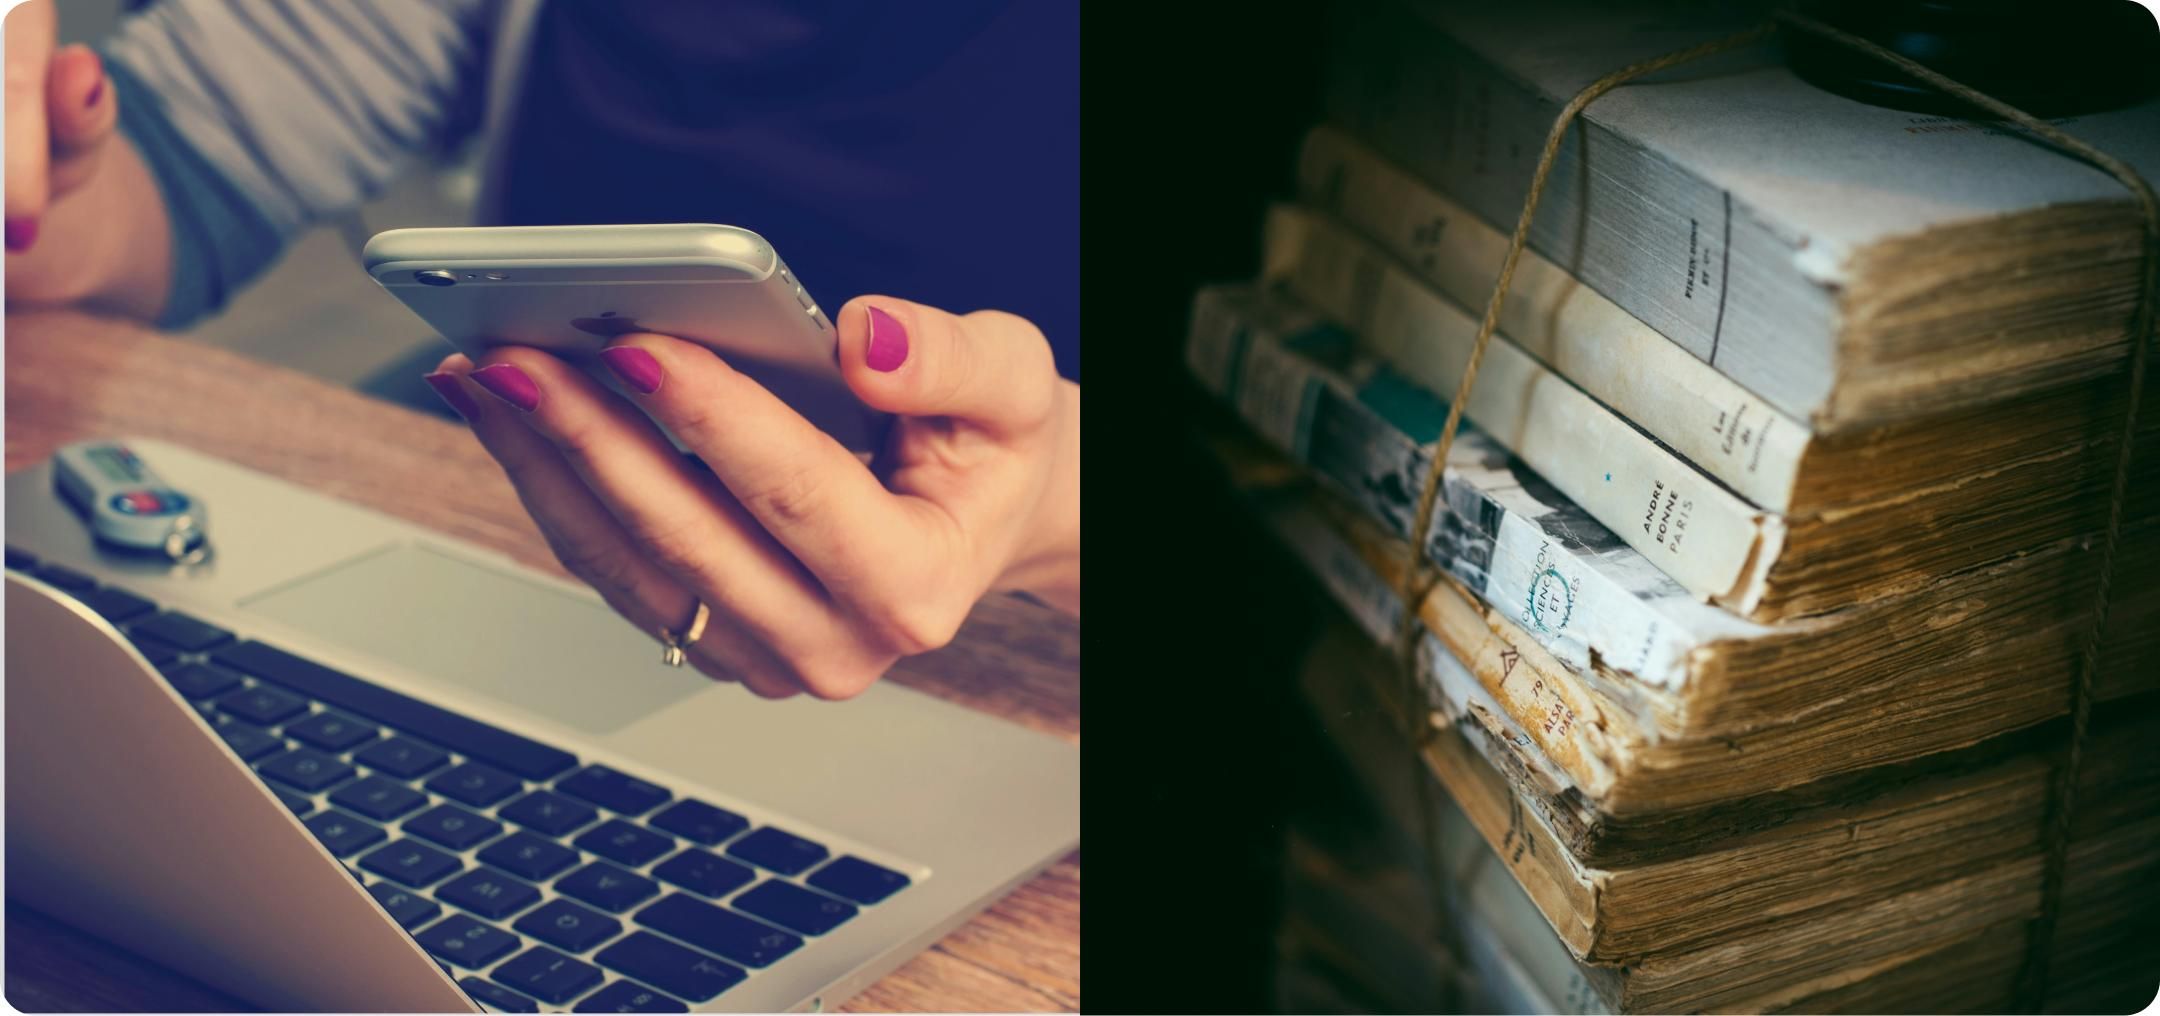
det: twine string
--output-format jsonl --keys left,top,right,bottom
{"left": 1386, "top": 13, "right": 2156, "bottom": 1012}
{"left": 1770, "top": 12, "right": 2159, "bottom": 1009}
{"left": 1390, "top": 24, "right": 1779, "bottom": 666}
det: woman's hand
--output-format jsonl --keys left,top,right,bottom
{"left": 426, "top": 296, "right": 1079, "bottom": 700}
{"left": 4, "top": 0, "right": 171, "bottom": 317}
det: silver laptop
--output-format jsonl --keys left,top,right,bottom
{"left": 3, "top": 438, "right": 1079, "bottom": 1013}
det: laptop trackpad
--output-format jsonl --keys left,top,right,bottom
{"left": 241, "top": 542, "right": 709, "bottom": 735}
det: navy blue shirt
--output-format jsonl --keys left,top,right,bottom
{"left": 497, "top": 1, "right": 1080, "bottom": 379}
{"left": 108, "top": 0, "right": 1078, "bottom": 381}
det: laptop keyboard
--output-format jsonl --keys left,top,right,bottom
{"left": 6, "top": 549, "right": 916, "bottom": 1013}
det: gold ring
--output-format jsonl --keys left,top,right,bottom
{"left": 658, "top": 599, "right": 710, "bottom": 667}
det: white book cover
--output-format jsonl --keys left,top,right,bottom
{"left": 1261, "top": 207, "right": 1786, "bottom": 612}
{"left": 1296, "top": 126, "right": 1813, "bottom": 512}
{"left": 1188, "top": 283, "right": 1766, "bottom": 694}
{"left": 1327, "top": 0, "right": 2160, "bottom": 422}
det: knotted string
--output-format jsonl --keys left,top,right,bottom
{"left": 1389, "top": 22, "right": 1778, "bottom": 634}
{"left": 1768, "top": 12, "right": 2158, "bottom": 1007}
{"left": 1383, "top": 13, "right": 2156, "bottom": 1012}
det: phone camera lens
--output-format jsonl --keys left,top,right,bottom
{"left": 414, "top": 270, "right": 457, "bottom": 287}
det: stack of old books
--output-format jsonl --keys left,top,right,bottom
{"left": 1187, "top": 1, "right": 2160, "bottom": 1011}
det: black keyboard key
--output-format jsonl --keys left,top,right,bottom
{"left": 724, "top": 826, "right": 828, "bottom": 876}
{"left": 574, "top": 980, "right": 688, "bottom": 1013}
{"left": 436, "top": 867, "right": 542, "bottom": 920}
{"left": 258, "top": 747, "right": 356, "bottom": 792}
{"left": 354, "top": 737, "right": 449, "bottom": 779}
{"left": 633, "top": 894, "right": 800, "bottom": 968}
{"left": 416, "top": 914, "right": 521, "bottom": 969}
{"left": 285, "top": 710, "right": 379, "bottom": 751}
{"left": 556, "top": 862, "right": 660, "bottom": 913}
{"left": 255, "top": 747, "right": 349, "bottom": 795}
{"left": 212, "top": 716, "right": 285, "bottom": 761}
{"left": 162, "top": 662, "right": 243, "bottom": 700}
{"left": 213, "top": 641, "right": 578, "bottom": 780}
{"left": 404, "top": 804, "right": 503, "bottom": 851}
{"left": 478, "top": 832, "right": 582, "bottom": 882}
{"left": 461, "top": 977, "right": 539, "bottom": 1014}
{"left": 359, "top": 839, "right": 464, "bottom": 887}
{"left": 370, "top": 882, "right": 443, "bottom": 930}
{"left": 80, "top": 586, "right": 156, "bottom": 623}
{"left": 492, "top": 946, "right": 605, "bottom": 1005}
{"left": 733, "top": 880, "right": 857, "bottom": 936}
{"left": 652, "top": 850, "right": 756, "bottom": 899}
{"left": 131, "top": 611, "right": 233, "bottom": 653}
{"left": 648, "top": 800, "right": 747, "bottom": 846}
{"left": 329, "top": 775, "right": 428, "bottom": 822}
{"left": 272, "top": 787, "right": 315, "bottom": 816}
{"left": 575, "top": 820, "right": 675, "bottom": 868}
{"left": 593, "top": 932, "right": 744, "bottom": 1003}
{"left": 555, "top": 766, "right": 669, "bottom": 816}
{"left": 808, "top": 856, "right": 911, "bottom": 905}
{"left": 304, "top": 809, "right": 388, "bottom": 856}
{"left": 5, "top": 546, "right": 39, "bottom": 571}
{"left": 136, "top": 639, "right": 181, "bottom": 668}
{"left": 216, "top": 685, "right": 309, "bottom": 725}
{"left": 515, "top": 898, "right": 622, "bottom": 953}
{"left": 32, "top": 563, "right": 96, "bottom": 592}
{"left": 428, "top": 761, "right": 523, "bottom": 808}
{"left": 499, "top": 790, "right": 599, "bottom": 836}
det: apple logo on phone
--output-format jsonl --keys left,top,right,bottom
{"left": 571, "top": 311, "right": 641, "bottom": 338}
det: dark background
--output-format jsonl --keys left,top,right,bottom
{"left": 1077, "top": 3, "right": 1336, "bottom": 1011}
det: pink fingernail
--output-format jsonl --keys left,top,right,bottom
{"left": 6, "top": 218, "right": 38, "bottom": 253}
{"left": 423, "top": 372, "right": 480, "bottom": 420}
{"left": 599, "top": 346, "right": 664, "bottom": 394}
{"left": 469, "top": 364, "right": 541, "bottom": 412}
{"left": 866, "top": 306, "right": 909, "bottom": 373}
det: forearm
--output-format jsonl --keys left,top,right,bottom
{"left": 3, "top": 132, "right": 170, "bottom": 320}
{"left": 17, "top": 0, "right": 496, "bottom": 330}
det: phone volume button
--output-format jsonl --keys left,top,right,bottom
{"left": 795, "top": 287, "right": 816, "bottom": 311}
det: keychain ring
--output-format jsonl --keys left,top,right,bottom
{"left": 163, "top": 516, "right": 211, "bottom": 566}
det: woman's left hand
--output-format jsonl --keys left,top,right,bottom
{"left": 426, "top": 295, "right": 1079, "bottom": 700}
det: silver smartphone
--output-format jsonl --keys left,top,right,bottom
{"left": 363, "top": 223, "right": 888, "bottom": 453}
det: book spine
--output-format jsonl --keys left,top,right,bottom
{"left": 1271, "top": 491, "right": 1410, "bottom": 647}
{"left": 1186, "top": 283, "right": 1742, "bottom": 692}
{"left": 1262, "top": 207, "right": 1786, "bottom": 615}
{"left": 1240, "top": 477, "right": 1616, "bottom": 964}
{"left": 1427, "top": 445, "right": 1750, "bottom": 692}
{"left": 1438, "top": 801, "right": 1615, "bottom": 1015}
{"left": 1419, "top": 626, "right": 1608, "bottom": 802}
{"left": 1229, "top": 452, "right": 1615, "bottom": 803}
{"left": 1296, "top": 126, "right": 1814, "bottom": 513}
{"left": 1188, "top": 291, "right": 1404, "bottom": 642}
{"left": 1323, "top": 0, "right": 1838, "bottom": 422}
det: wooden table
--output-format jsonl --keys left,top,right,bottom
{"left": 1, "top": 309, "right": 1080, "bottom": 1013}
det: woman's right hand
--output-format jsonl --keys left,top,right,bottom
{"left": 5, "top": 0, "right": 168, "bottom": 317}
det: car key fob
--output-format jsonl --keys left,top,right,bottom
{"left": 53, "top": 440, "right": 211, "bottom": 564}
